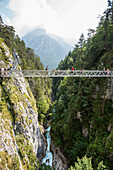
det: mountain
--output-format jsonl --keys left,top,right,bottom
{"left": 22, "top": 28, "right": 72, "bottom": 69}
{"left": 49, "top": 33, "right": 72, "bottom": 51}
{"left": 22, "top": 28, "right": 47, "bottom": 44}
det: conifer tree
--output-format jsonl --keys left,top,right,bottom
{"left": 0, "top": 15, "right": 3, "bottom": 24}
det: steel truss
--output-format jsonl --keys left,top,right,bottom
{"left": 1, "top": 70, "right": 113, "bottom": 77}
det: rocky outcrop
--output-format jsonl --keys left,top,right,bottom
{"left": 82, "top": 128, "right": 89, "bottom": 138}
{"left": 0, "top": 39, "right": 45, "bottom": 169}
{"left": 110, "top": 78, "right": 113, "bottom": 101}
{"left": 51, "top": 141, "right": 68, "bottom": 170}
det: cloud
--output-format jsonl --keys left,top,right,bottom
{"left": 4, "top": 0, "right": 108, "bottom": 45}
{"left": 6, "top": 0, "right": 58, "bottom": 36}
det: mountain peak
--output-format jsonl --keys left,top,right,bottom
{"left": 22, "top": 28, "right": 72, "bottom": 69}
{"left": 24, "top": 28, "right": 47, "bottom": 37}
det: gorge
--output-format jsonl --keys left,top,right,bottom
{"left": 0, "top": 32, "right": 67, "bottom": 169}
{"left": 1, "top": 2, "right": 113, "bottom": 169}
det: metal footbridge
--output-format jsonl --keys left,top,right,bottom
{"left": 2, "top": 70, "right": 113, "bottom": 77}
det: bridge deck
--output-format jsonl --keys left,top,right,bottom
{"left": 1, "top": 70, "right": 113, "bottom": 77}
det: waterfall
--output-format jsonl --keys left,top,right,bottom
{"left": 42, "top": 126, "right": 53, "bottom": 167}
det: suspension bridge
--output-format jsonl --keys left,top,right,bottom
{"left": 1, "top": 70, "right": 113, "bottom": 77}
{"left": 1, "top": 52, "right": 112, "bottom": 78}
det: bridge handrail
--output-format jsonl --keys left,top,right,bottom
{"left": 1, "top": 70, "right": 113, "bottom": 77}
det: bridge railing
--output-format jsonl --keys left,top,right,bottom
{"left": 1, "top": 70, "right": 113, "bottom": 77}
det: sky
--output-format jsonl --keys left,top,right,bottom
{"left": 0, "top": 0, "right": 108, "bottom": 45}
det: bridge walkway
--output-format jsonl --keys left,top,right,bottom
{"left": 1, "top": 70, "right": 113, "bottom": 77}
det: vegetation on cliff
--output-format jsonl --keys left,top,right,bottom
{"left": 1, "top": 1, "right": 113, "bottom": 169}
{"left": 51, "top": 2, "right": 113, "bottom": 169}
{"left": 0, "top": 21, "right": 52, "bottom": 124}
{"left": 0, "top": 21, "right": 51, "bottom": 169}
{"left": 0, "top": 38, "right": 42, "bottom": 169}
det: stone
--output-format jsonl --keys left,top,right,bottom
{"left": 51, "top": 141, "right": 68, "bottom": 170}
{"left": 82, "top": 128, "right": 89, "bottom": 138}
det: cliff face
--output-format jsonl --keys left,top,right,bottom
{"left": 0, "top": 39, "right": 45, "bottom": 169}
{"left": 51, "top": 141, "right": 68, "bottom": 170}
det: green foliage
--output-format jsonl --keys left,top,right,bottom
{"left": 0, "top": 19, "right": 52, "bottom": 169}
{"left": 97, "top": 161, "right": 107, "bottom": 170}
{"left": 0, "top": 25, "right": 15, "bottom": 51}
{"left": 51, "top": 3, "right": 113, "bottom": 169}
{"left": 28, "top": 77, "right": 52, "bottom": 124}
{"left": 0, "top": 22, "right": 52, "bottom": 125}
{"left": 69, "top": 155, "right": 93, "bottom": 170}
{"left": 16, "top": 134, "right": 39, "bottom": 169}
{"left": 39, "top": 164, "right": 52, "bottom": 170}
{"left": 37, "top": 96, "right": 49, "bottom": 123}
{"left": 69, "top": 155, "right": 107, "bottom": 170}
{"left": 0, "top": 151, "right": 21, "bottom": 170}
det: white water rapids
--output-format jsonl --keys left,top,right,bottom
{"left": 42, "top": 126, "right": 53, "bottom": 167}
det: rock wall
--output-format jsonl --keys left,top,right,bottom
{"left": 110, "top": 78, "right": 113, "bottom": 101}
{"left": 0, "top": 40, "right": 45, "bottom": 169}
{"left": 51, "top": 141, "right": 68, "bottom": 170}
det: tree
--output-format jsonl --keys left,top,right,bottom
{"left": 69, "top": 156, "right": 107, "bottom": 170}
{"left": 69, "top": 155, "right": 93, "bottom": 170}
{"left": 78, "top": 33, "right": 85, "bottom": 48}
{"left": 0, "top": 15, "right": 3, "bottom": 24}
{"left": 97, "top": 161, "right": 107, "bottom": 170}
{"left": 108, "top": 0, "right": 112, "bottom": 7}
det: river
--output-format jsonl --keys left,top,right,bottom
{"left": 42, "top": 126, "right": 53, "bottom": 167}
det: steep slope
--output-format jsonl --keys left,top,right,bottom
{"left": 49, "top": 33, "right": 72, "bottom": 52}
{"left": 22, "top": 28, "right": 72, "bottom": 69}
{"left": 30, "top": 34, "right": 68, "bottom": 69}
{"left": 0, "top": 39, "right": 45, "bottom": 169}
{"left": 51, "top": 4, "right": 113, "bottom": 169}
{"left": 22, "top": 28, "right": 47, "bottom": 46}
{"left": 0, "top": 20, "right": 52, "bottom": 126}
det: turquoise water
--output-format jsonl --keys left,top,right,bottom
{"left": 42, "top": 126, "right": 53, "bottom": 167}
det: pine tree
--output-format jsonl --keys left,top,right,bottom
{"left": 0, "top": 15, "right": 3, "bottom": 25}
{"left": 108, "top": 0, "right": 112, "bottom": 7}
